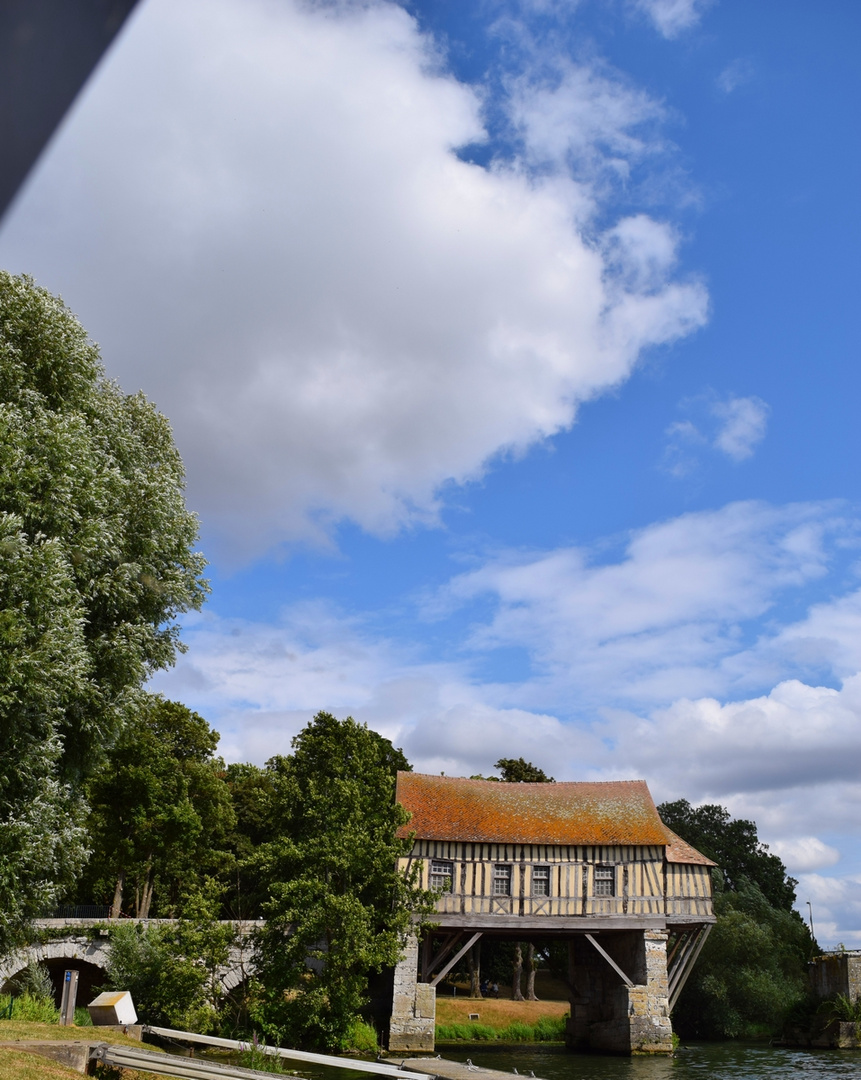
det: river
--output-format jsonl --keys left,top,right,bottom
{"left": 180, "top": 1038, "right": 861, "bottom": 1080}
{"left": 437, "top": 1043, "right": 861, "bottom": 1080}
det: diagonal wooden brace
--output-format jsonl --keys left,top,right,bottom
{"left": 584, "top": 933, "right": 634, "bottom": 988}
{"left": 430, "top": 932, "right": 483, "bottom": 988}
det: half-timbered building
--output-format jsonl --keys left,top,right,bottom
{"left": 389, "top": 773, "right": 715, "bottom": 1055}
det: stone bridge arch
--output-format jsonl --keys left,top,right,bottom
{"left": 0, "top": 920, "right": 261, "bottom": 1007}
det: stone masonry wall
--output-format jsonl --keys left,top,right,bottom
{"left": 388, "top": 934, "right": 435, "bottom": 1052}
{"left": 809, "top": 953, "right": 861, "bottom": 1002}
{"left": 568, "top": 930, "right": 672, "bottom": 1055}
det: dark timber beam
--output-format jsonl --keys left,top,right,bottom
{"left": 430, "top": 932, "right": 483, "bottom": 988}
{"left": 584, "top": 933, "right": 634, "bottom": 988}
{"left": 668, "top": 924, "right": 712, "bottom": 1011}
{"left": 422, "top": 933, "right": 465, "bottom": 980}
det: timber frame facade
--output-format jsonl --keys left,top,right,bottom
{"left": 389, "top": 773, "right": 715, "bottom": 1056}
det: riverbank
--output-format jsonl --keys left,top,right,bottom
{"left": 0, "top": 1020, "right": 159, "bottom": 1079}
{"left": 436, "top": 998, "right": 569, "bottom": 1043}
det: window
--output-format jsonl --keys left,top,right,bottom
{"left": 594, "top": 866, "right": 615, "bottom": 897}
{"left": 430, "top": 860, "right": 454, "bottom": 893}
{"left": 532, "top": 865, "right": 550, "bottom": 897}
{"left": 493, "top": 864, "right": 512, "bottom": 896}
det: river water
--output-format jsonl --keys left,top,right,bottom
{"left": 437, "top": 1043, "right": 861, "bottom": 1080}
{"left": 186, "top": 1040, "right": 861, "bottom": 1080}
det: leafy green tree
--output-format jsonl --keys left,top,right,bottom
{"left": 80, "top": 696, "right": 235, "bottom": 917}
{"left": 223, "top": 762, "right": 277, "bottom": 919}
{"left": 672, "top": 882, "right": 813, "bottom": 1039}
{"left": 495, "top": 758, "right": 554, "bottom": 783}
{"left": 251, "top": 712, "right": 433, "bottom": 1049}
{"left": 658, "top": 798, "right": 796, "bottom": 909}
{"left": 0, "top": 271, "right": 207, "bottom": 952}
{"left": 659, "top": 798, "right": 813, "bottom": 1038}
{"left": 103, "top": 882, "right": 236, "bottom": 1032}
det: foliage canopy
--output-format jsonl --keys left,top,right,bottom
{"left": 251, "top": 712, "right": 433, "bottom": 1049}
{"left": 0, "top": 271, "right": 207, "bottom": 951}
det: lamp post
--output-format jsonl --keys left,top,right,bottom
{"left": 806, "top": 900, "right": 815, "bottom": 942}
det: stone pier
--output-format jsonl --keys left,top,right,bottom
{"left": 389, "top": 934, "right": 436, "bottom": 1052}
{"left": 567, "top": 930, "right": 672, "bottom": 1054}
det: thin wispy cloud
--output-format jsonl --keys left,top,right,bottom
{"left": 632, "top": 0, "right": 714, "bottom": 39}
{"left": 152, "top": 498, "right": 861, "bottom": 938}
{"left": 663, "top": 391, "right": 770, "bottom": 475}
{"left": 717, "top": 57, "right": 754, "bottom": 94}
{"left": 712, "top": 395, "right": 770, "bottom": 460}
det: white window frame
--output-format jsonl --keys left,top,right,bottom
{"left": 430, "top": 860, "right": 454, "bottom": 893}
{"left": 532, "top": 865, "right": 551, "bottom": 897}
{"left": 594, "top": 865, "right": 615, "bottom": 897}
{"left": 493, "top": 864, "right": 512, "bottom": 896}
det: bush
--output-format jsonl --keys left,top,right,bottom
{"left": 340, "top": 1019, "right": 378, "bottom": 1053}
{"left": 10, "top": 962, "right": 54, "bottom": 1000}
{"left": 8, "top": 992, "right": 61, "bottom": 1023}
{"left": 75, "top": 1006, "right": 94, "bottom": 1026}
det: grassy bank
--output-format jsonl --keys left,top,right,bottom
{"left": 0, "top": 1019, "right": 161, "bottom": 1079}
{"left": 435, "top": 997, "right": 569, "bottom": 1043}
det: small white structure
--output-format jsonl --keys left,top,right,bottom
{"left": 87, "top": 990, "right": 137, "bottom": 1026}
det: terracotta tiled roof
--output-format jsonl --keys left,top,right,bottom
{"left": 661, "top": 825, "right": 717, "bottom": 866}
{"left": 396, "top": 772, "right": 673, "bottom": 847}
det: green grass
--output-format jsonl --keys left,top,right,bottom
{"left": 0, "top": 994, "right": 59, "bottom": 1024}
{"left": 436, "top": 1015, "right": 566, "bottom": 1043}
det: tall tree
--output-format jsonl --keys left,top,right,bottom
{"left": 223, "top": 762, "right": 277, "bottom": 919}
{"left": 0, "top": 272, "right": 207, "bottom": 951}
{"left": 658, "top": 798, "right": 796, "bottom": 910}
{"left": 252, "top": 712, "right": 433, "bottom": 1049}
{"left": 495, "top": 758, "right": 554, "bottom": 783}
{"left": 81, "top": 696, "right": 235, "bottom": 918}
{"left": 658, "top": 798, "right": 813, "bottom": 1038}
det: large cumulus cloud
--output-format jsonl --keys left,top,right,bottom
{"left": 0, "top": 0, "right": 706, "bottom": 561}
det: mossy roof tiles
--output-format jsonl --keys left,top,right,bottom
{"left": 396, "top": 772, "right": 674, "bottom": 848}
{"left": 662, "top": 825, "right": 717, "bottom": 866}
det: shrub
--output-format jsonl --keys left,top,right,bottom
{"left": 340, "top": 1019, "right": 378, "bottom": 1053}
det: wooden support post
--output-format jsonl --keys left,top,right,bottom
{"left": 669, "top": 924, "right": 711, "bottom": 1011}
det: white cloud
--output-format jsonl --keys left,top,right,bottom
{"left": 632, "top": 0, "right": 714, "bottom": 39}
{"left": 436, "top": 500, "right": 840, "bottom": 707}
{"left": 0, "top": 0, "right": 707, "bottom": 563}
{"left": 151, "top": 498, "right": 861, "bottom": 942}
{"left": 712, "top": 395, "right": 770, "bottom": 461}
{"left": 770, "top": 837, "right": 840, "bottom": 873}
{"left": 663, "top": 391, "right": 770, "bottom": 474}
{"left": 717, "top": 58, "right": 754, "bottom": 95}
{"left": 797, "top": 874, "right": 861, "bottom": 946}
{"left": 509, "top": 61, "right": 666, "bottom": 185}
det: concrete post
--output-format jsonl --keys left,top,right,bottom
{"left": 388, "top": 933, "right": 436, "bottom": 1052}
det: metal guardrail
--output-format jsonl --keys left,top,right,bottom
{"left": 49, "top": 904, "right": 111, "bottom": 919}
{"left": 142, "top": 1026, "right": 433, "bottom": 1080}
{"left": 91, "top": 1042, "right": 302, "bottom": 1080}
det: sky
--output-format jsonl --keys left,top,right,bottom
{"left": 1, "top": 0, "right": 860, "bottom": 945}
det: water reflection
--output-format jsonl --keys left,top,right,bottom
{"left": 439, "top": 1043, "right": 861, "bottom": 1080}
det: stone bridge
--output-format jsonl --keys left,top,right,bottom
{"left": 0, "top": 919, "right": 263, "bottom": 1006}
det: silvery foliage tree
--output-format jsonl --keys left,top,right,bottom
{"left": 0, "top": 271, "right": 207, "bottom": 953}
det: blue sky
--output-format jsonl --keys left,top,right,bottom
{"left": 2, "top": 0, "right": 860, "bottom": 944}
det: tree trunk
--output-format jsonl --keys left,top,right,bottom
{"left": 110, "top": 869, "right": 125, "bottom": 919}
{"left": 137, "top": 861, "right": 154, "bottom": 919}
{"left": 512, "top": 942, "right": 524, "bottom": 1001}
{"left": 466, "top": 940, "right": 482, "bottom": 998}
{"left": 525, "top": 942, "right": 538, "bottom": 1000}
